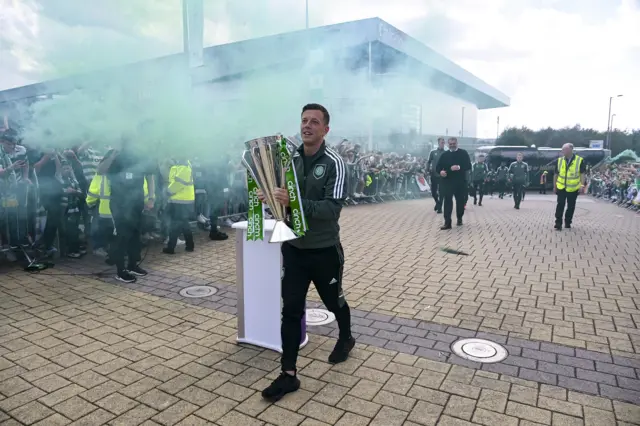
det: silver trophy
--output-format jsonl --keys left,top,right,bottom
{"left": 241, "top": 135, "right": 300, "bottom": 243}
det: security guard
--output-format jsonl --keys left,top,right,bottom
{"left": 259, "top": 103, "right": 353, "bottom": 402}
{"left": 163, "top": 158, "right": 195, "bottom": 254}
{"left": 86, "top": 173, "right": 151, "bottom": 260}
{"left": 508, "top": 153, "right": 529, "bottom": 209}
{"left": 427, "top": 138, "right": 446, "bottom": 213}
{"left": 554, "top": 143, "right": 585, "bottom": 230}
{"left": 98, "top": 143, "right": 156, "bottom": 283}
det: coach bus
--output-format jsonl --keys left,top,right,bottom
{"left": 474, "top": 146, "right": 610, "bottom": 190}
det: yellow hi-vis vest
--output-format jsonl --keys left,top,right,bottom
{"left": 86, "top": 174, "right": 151, "bottom": 218}
{"left": 556, "top": 155, "right": 583, "bottom": 192}
{"left": 167, "top": 161, "right": 195, "bottom": 204}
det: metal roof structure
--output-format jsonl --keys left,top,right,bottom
{"left": 0, "top": 17, "right": 509, "bottom": 109}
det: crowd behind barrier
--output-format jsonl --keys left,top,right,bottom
{"left": 0, "top": 132, "right": 434, "bottom": 264}
{"left": 588, "top": 163, "right": 640, "bottom": 211}
{"left": 5, "top": 126, "right": 638, "bottom": 266}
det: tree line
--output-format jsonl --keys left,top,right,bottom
{"left": 496, "top": 125, "right": 640, "bottom": 156}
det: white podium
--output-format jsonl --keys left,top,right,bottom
{"left": 232, "top": 219, "right": 309, "bottom": 352}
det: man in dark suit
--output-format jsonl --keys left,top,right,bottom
{"left": 435, "top": 138, "right": 472, "bottom": 229}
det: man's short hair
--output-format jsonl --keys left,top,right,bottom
{"left": 448, "top": 137, "right": 458, "bottom": 143}
{"left": 438, "top": 137, "right": 445, "bottom": 142}
{"left": 0, "top": 128, "right": 18, "bottom": 143}
{"left": 517, "top": 152, "right": 523, "bottom": 156}
{"left": 302, "top": 103, "right": 330, "bottom": 125}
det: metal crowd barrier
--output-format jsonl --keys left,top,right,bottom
{"left": 0, "top": 159, "right": 49, "bottom": 266}
{"left": 2, "top": 158, "right": 434, "bottom": 263}
{"left": 218, "top": 158, "right": 430, "bottom": 220}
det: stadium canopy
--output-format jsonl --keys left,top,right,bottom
{"left": 0, "top": 18, "right": 510, "bottom": 110}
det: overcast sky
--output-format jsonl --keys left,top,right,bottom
{"left": 1, "top": 0, "right": 638, "bottom": 138}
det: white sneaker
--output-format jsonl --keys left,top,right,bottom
{"left": 163, "top": 238, "right": 186, "bottom": 246}
{"left": 94, "top": 248, "right": 108, "bottom": 257}
{"left": 197, "top": 214, "right": 208, "bottom": 224}
{"left": 223, "top": 219, "right": 234, "bottom": 228}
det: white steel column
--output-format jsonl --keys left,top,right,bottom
{"left": 183, "top": 0, "right": 204, "bottom": 69}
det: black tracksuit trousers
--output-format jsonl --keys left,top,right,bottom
{"left": 280, "top": 242, "right": 352, "bottom": 372}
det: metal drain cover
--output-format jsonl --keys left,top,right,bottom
{"left": 451, "top": 338, "right": 508, "bottom": 363}
{"left": 179, "top": 286, "right": 218, "bottom": 298}
{"left": 306, "top": 309, "right": 335, "bottom": 326}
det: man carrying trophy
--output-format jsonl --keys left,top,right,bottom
{"left": 250, "top": 104, "right": 354, "bottom": 402}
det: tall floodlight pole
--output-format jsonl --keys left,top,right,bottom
{"left": 183, "top": 0, "right": 204, "bottom": 69}
{"left": 368, "top": 42, "right": 373, "bottom": 150}
{"left": 461, "top": 107, "right": 465, "bottom": 137}
{"left": 606, "top": 94, "right": 623, "bottom": 149}
{"left": 496, "top": 116, "right": 500, "bottom": 139}
{"left": 305, "top": 0, "right": 309, "bottom": 29}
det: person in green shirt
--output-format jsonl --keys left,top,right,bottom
{"left": 471, "top": 154, "right": 488, "bottom": 206}
{"left": 508, "top": 153, "right": 529, "bottom": 209}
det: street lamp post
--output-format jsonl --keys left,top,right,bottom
{"left": 606, "top": 94, "right": 623, "bottom": 149}
{"left": 610, "top": 113, "right": 616, "bottom": 134}
{"left": 305, "top": 0, "right": 309, "bottom": 29}
{"left": 461, "top": 107, "right": 465, "bottom": 137}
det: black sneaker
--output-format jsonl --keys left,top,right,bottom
{"left": 440, "top": 223, "right": 452, "bottom": 230}
{"left": 127, "top": 266, "right": 148, "bottom": 277}
{"left": 456, "top": 219, "right": 463, "bottom": 226}
{"left": 564, "top": 223, "right": 571, "bottom": 229}
{"left": 162, "top": 248, "right": 175, "bottom": 255}
{"left": 116, "top": 270, "right": 136, "bottom": 283}
{"left": 436, "top": 209, "right": 442, "bottom": 214}
{"left": 554, "top": 223, "right": 562, "bottom": 231}
{"left": 185, "top": 246, "right": 194, "bottom": 252}
{"left": 261, "top": 372, "right": 300, "bottom": 402}
{"left": 328, "top": 337, "right": 356, "bottom": 364}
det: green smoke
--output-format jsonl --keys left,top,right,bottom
{"left": 10, "top": 0, "right": 458, "bottom": 159}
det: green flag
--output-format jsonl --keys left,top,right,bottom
{"left": 278, "top": 135, "right": 308, "bottom": 237}
{"left": 246, "top": 171, "right": 263, "bottom": 241}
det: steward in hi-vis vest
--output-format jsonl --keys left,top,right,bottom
{"left": 553, "top": 143, "right": 586, "bottom": 230}
{"left": 164, "top": 159, "right": 195, "bottom": 254}
{"left": 87, "top": 174, "right": 150, "bottom": 219}
{"left": 87, "top": 174, "right": 150, "bottom": 259}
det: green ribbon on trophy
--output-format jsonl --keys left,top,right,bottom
{"left": 277, "top": 135, "right": 308, "bottom": 237}
{"left": 246, "top": 170, "right": 263, "bottom": 241}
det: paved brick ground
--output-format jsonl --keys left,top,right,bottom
{"left": 1, "top": 194, "right": 639, "bottom": 424}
